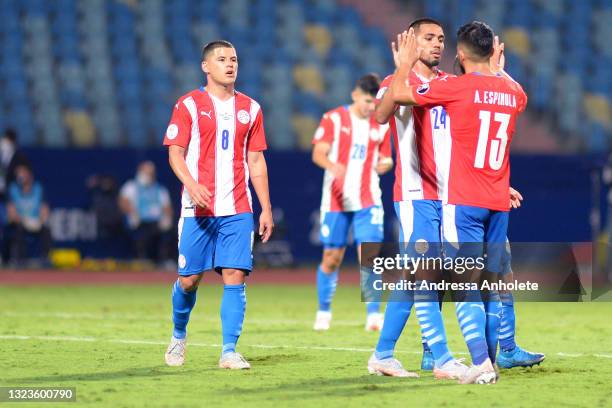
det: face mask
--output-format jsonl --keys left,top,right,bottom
{"left": 137, "top": 172, "right": 153, "bottom": 186}
{"left": 16, "top": 174, "right": 27, "bottom": 185}
{"left": 0, "top": 138, "right": 14, "bottom": 160}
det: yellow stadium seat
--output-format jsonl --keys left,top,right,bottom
{"left": 583, "top": 94, "right": 612, "bottom": 127}
{"left": 304, "top": 24, "right": 333, "bottom": 58}
{"left": 64, "top": 110, "right": 96, "bottom": 147}
{"left": 293, "top": 64, "right": 325, "bottom": 95}
{"left": 292, "top": 113, "right": 320, "bottom": 151}
{"left": 502, "top": 28, "right": 530, "bottom": 57}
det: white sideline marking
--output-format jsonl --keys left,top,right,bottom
{"left": 1, "top": 311, "right": 360, "bottom": 326}
{"left": 0, "top": 334, "right": 394, "bottom": 354}
{"left": 1, "top": 334, "right": 611, "bottom": 359}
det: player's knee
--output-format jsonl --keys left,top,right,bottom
{"left": 322, "top": 250, "right": 343, "bottom": 271}
{"left": 178, "top": 275, "right": 202, "bottom": 292}
{"left": 221, "top": 268, "right": 246, "bottom": 284}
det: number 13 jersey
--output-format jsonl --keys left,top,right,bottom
{"left": 413, "top": 73, "right": 527, "bottom": 211}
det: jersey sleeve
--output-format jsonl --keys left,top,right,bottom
{"left": 119, "top": 181, "right": 136, "bottom": 203}
{"left": 517, "top": 84, "right": 528, "bottom": 113}
{"left": 247, "top": 108, "right": 267, "bottom": 152}
{"left": 312, "top": 113, "right": 335, "bottom": 145}
{"left": 8, "top": 183, "right": 18, "bottom": 204}
{"left": 375, "top": 75, "right": 393, "bottom": 105}
{"left": 163, "top": 100, "right": 192, "bottom": 148}
{"left": 379, "top": 126, "right": 392, "bottom": 158}
{"left": 412, "top": 76, "right": 463, "bottom": 108}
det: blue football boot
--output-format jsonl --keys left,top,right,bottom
{"left": 497, "top": 345, "right": 545, "bottom": 368}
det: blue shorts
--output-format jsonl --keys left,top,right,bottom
{"left": 442, "top": 204, "right": 509, "bottom": 274}
{"left": 177, "top": 213, "right": 254, "bottom": 276}
{"left": 320, "top": 205, "right": 384, "bottom": 248}
{"left": 394, "top": 200, "right": 442, "bottom": 258}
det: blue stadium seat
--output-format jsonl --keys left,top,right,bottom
{"left": 423, "top": 0, "right": 446, "bottom": 22}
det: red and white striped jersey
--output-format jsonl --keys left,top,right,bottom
{"left": 376, "top": 70, "right": 452, "bottom": 202}
{"left": 163, "top": 87, "right": 267, "bottom": 217}
{"left": 312, "top": 105, "right": 391, "bottom": 213}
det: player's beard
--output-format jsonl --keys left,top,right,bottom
{"left": 421, "top": 57, "right": 440, "bottom": 68}
{"left": 453, "top": 56, "right": 466, "bottom": 75}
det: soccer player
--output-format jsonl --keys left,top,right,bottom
{"left": 312, "top": 73, "right": 393, "bottom": 332}
{"left": 367, "top": 18, "right": 468, "bottom": 379}
{"left": 162, "top": 40, "right": 273, "bottom": 370}
{"left": 389, "top": 21, "right": 528, "bottom": 383}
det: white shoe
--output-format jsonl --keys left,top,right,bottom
{"left": 219, "top": 352, "right": 251, "bottom": 369}
{"left": 459, "top": 358, "right": 497, "bottom": 384}
{"left": 433, "top": 358, "right": 470, "bottom": 380}
{"left": 165, "top": 336, "right": 186, "bottom": 366}
{"left": 367, "top": 353, "right": 419, "bottom": 378}
{"left": 365, "top": 312, "right": 384, "bottom": 332}
{"left": 313, "top": 311, "right": 332, "bottom": 331}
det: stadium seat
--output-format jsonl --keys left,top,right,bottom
{"left": 304, "top": 25, "right": 333, "bottom": 58}
{"left": 291, "top": 113, "right": 319, "bottom": 151}
{"left": 64, "top": 110, "right": 96, "bottom": 147}
{"left": 583, "top": 94, "right": 612, "bottom": 127}
{"left": 502, "top": 28, "right": 530, "bottom": 58}
{"left": 293, "top": 65, "right": 325, "bottom": 96}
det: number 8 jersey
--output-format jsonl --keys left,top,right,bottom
{"left": 163, "top": 87, "right": 267, "bottom": 217}
{"left": 413, "top": 73, "right": 528, "bottom": 211}
{"left": 313, "top": 105, "right": 391, "bottom": 213}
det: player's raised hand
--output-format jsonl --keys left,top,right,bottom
{"left": 397, "top": 28, "right": 423, "bottom": 68}
{"left": 509, "top": 186, "right": 523, "bottom": 209}
{"left": 259, "top": 209, "right": 274, "bottom": 243}
{"left": 490, "top": 35, "right": 505, "bottom": 73}
{"left": 187, "top": 183, "right": 212, "bottom": 209}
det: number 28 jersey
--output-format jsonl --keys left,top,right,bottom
{"left": 413, "top": 73, "right": 527, "bottom": 211}
{"left": 313, "top": 105, "right": 391, "bottom": 213}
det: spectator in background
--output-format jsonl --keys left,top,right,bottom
{"left": 0, "top": 129, "right": 31, "bottom": 264}
{"left": 119, "top": 161, "right": 174, "bottom": 265}
{"left": 5, "top": 165, "right": 51, "bottom": 266}
{"left": 0, "top": 129, "right": 31, "bottom": 201}
{"left": 86, "top": 174, "right": 129, "bottom": 257}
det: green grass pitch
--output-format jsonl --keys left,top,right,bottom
{"left": 1, "top": 284, "right": 611, "bottom": 407}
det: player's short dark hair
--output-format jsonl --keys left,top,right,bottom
{"left": 457, "top": 21, "right": 494, "bottom": 60}
{"left": 409, "top": 17, "right": 443, "bottom": 32}
{"left": 355, "top": 73, "right": 381, "bottom": 96}
{"left": 201, "top": 40, "right": 235, "bottom": 61}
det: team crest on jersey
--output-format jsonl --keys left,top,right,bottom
{"left": 178, "top": 254, "right": 186, "bottom": 269}
{"left": 414, "top": 239, "right": 429, "bottom": 255}
{"left": 166, "top": 124, "right": 178, "bottom": 140}
{"left": 237, "top": 109, "right": 250, "bottom": 124}
{"left": 416, "top": 83, "right": 430, "bottom": 95}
